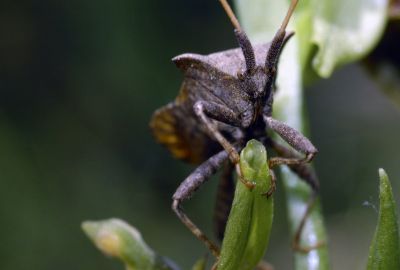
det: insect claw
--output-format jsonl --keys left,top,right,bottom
{"left": 235, "top": 163, "right": 255, "bottom": 190}
{"left": 262, "top": 187, "right": 275, "bottom": 198}
{"left": 244, "top": 180, "right": 256, "bottom": 190}
{"left": 262, "top": 170, "right": 276, "bottom": 198}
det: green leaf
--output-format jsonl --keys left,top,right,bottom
{"left": 311, "top": 0, "right": 389, "bottom": 77}
{"left": 82, "top": 218, "right": 179, "bottom": 270}
{"left": 218, "top": 139, "right": 274, "bottom": 270}
{"left": 367, "top": 169, "right": 400, "bottom": 270}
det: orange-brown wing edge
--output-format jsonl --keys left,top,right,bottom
{"left": 150, "top": 102, "right": 209, "bottom": 164}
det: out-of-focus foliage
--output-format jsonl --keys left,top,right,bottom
{"left": 309, "top": 0, "right": 388, "bottom": 78}
{"left": 82, "top": 219, "right": 180, "bottom": 270}
{"left": 364, "top": 19, "right": 400, "bottom": 107}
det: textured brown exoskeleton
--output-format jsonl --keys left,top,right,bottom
{"left": 150, "top": 0, "right": 319, "bottom": 257}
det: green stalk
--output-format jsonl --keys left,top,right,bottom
{"left": 235, "top": 0, "right": 329, "bottom": 269}
{"left": 271, "top": 33, "right": 329, "bottom": 270}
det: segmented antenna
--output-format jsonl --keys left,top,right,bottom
{"left": 279, "top": 0, "right": 299, "bottom": 33}
{"left": 265, "top": 0, "right": 299, "bottom": 71}
{"left": 219, "top": 0, "right": 256, "bottom": 72}
{"left": 219, "top": 0, "right": 242, "bottom": 31}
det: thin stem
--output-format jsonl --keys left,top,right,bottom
{"left": 234, "top": 0, "right": 330, "bottom": 269}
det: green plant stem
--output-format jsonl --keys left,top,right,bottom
{"left": 235, "top": 0, "right": 329, "bottom": 269}
{"left": 272, "top": 40, "right": 329, "bottom": 270}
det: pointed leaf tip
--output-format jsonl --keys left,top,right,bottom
{"left": 378, "top": 168, "right": 387, "bottom": 181}
{"left": 367, "top": 169, "right": 400, "bottom": 270}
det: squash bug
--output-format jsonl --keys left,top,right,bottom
{"left": 150, "top": 0, "right": 319, "bottom": 257}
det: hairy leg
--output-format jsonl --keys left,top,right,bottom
{"left": 172, "top": 150, "right": 229, "bottom": 257}
{"left": 264, "top": 116, "right": 318, "bottom": 167}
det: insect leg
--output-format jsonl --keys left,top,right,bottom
{"left": 264, "top": 116, "right": 318, "bottom": 167}
{"left": 262, "top": 168, "right": 277, "bottom": 198}
{"left": 266, "top": 137, "right": 320, "bottom": 192}
{"left": 194, "top": 101, "right": 240, "bottom": 162}
{"left": 291, "top": 193, "right": 324, "bottom": 252}
{"left": 263, "top": 137, "right": 323, "bottom": 252}
{"left": 172, "top": 150, "right": 229, "bottom": 257}
{"left": 194, "top": 101, "right": 254, "bottom": 189}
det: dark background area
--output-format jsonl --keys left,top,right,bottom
{"left": 1, "top": 1, "right": 399, "bottom": 269}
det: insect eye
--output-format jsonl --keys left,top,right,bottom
{"left": 263, "top": 66, "right": 276, "bottom": 76}
{"left": 237, "top": 72, "right": 245, "bottom": 81}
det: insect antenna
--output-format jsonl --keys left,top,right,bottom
{"left": 219, "top": 0, "right": 256, "bottom": 73}
{"left": 219, "top": 0, "right": 241, "bottom": 31}
{"left": 280, "top": 0, "right": 299, "bottom": 33}
{"left": 265, "top": 0, "right": 299, "bottom": 71}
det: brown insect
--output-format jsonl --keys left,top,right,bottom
{"left": 150, "top": 0, "right": 319, "bottom": 257}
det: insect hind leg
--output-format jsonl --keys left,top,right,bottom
{"left": 264, "top": 137, "right": 323, "bottom": 252}
{"left": 291, "top": 193, "right": 324, "bottom": 252}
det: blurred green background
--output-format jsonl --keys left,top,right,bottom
{"left": 1, "top": 0, "right": 399, "bottom": 269}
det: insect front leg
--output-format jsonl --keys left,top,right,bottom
{"left": 264, "top": 115, "right": 318, "bottom": 168}
{"left": 172, "top": 150, "right": 228, "bottom": 258}
{"left": 267, "top": 137, "right": 320, "bottom": 192}
{"left": 194, "top": 100, "right": 254, "bottom": 189}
